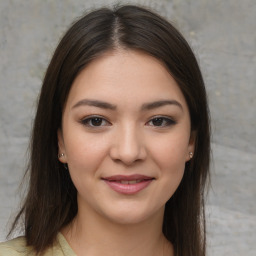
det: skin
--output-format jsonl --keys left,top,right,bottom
{"left": 58, "top": 49, "right": 195, "bottom": 256}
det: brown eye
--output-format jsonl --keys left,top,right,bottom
{"left": 81, "top": 116, "right": 111, "bottom": 127}
{"left": 147, "top": 117, "right": 176, "bottom": 127}
{"left": 152, "top": 118, "right": 164, "bottom": 126}
{"left": 90, "top": 117, "right": 103, "bottom": 126}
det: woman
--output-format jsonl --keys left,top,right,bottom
{"left": 0, "top": 5, "right": 210, "bottom": 256}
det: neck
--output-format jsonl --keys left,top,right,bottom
{"left": 62, "top": 204, "right": 173, "bottom": 256}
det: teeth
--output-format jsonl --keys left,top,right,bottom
{"left": 119, "top": 180, "right": 143, "bottom": 184}
{"left": 120, "top": 180, "right": 129, "bottom": 184}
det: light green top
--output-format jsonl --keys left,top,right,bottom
{"left": 0, "top": 233, "right": 76, "bottom": 256}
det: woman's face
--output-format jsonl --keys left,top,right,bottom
{"left": 58, "top": 50, "right": 195, "bottom": 224}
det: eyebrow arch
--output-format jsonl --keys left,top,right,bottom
{"left": 141, "top": 100, "right": 183, "bottom": 111}
{"left": 72, "top": 99, "right": 117, "bottom": 110}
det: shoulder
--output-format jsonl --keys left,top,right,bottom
{"left": 0, "top": 234, "right": 76, "bottom": 256}
{"left": 0, "top": 236, "right": 35, "bottom": 256}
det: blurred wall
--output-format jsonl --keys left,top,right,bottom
{"left": 0, "top": 0, "right": 255, "bottom": 255}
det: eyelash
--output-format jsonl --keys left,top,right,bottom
{"left": 80, "top": 115, "right": 111, "bottom": 127}
{"left": 146, "top": 116, "right": 176, "bottom": 127}
{"left": 80, "top": 115, "right": 176, "bottom": 128}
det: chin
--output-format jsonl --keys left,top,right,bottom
{"left": 108, "top": 213, "right": 150, "bottom": 226}
{"left": 102, "top": 204, "right": 164, "bottom": 226}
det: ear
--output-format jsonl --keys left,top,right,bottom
{"left": 57, "top": 129, "right": 67, "bottom": 163}
{"left": 186, "top": 130, "right": 196, "bottom": 162}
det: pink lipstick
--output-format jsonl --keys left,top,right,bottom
{"left": 102, "top": 175, "right": 154, "bottom": 195}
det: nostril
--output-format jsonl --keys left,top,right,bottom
{"left": 109, "top": 132, "right": 147, "bottom": 164}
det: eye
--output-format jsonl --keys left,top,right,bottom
{"left": 147, "top": 116, "right": 176, "bottom": 127}
{"left": 80, "top": 116, "right": 111, "bottom": 127}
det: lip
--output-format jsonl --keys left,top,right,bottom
{"left": 102, "top": 174, "right": 154, "bottom": 195}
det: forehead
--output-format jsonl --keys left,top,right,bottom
{"left": 65, "top": 49, "right": 188, "bottom": 111}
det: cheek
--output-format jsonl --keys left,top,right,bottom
{"left": 147, "top": 137, "right": 187, "bottom": 211}
{"left": 65, "top": 135, "right": 110, "bottom": 197}
{"left": 64, "top": 133, "right": 110, "bottom": 175}
{"left": 152, "top": 138, "right": 187, "bottom": 201}
{"left": 150, "top": 133, "right": 189, "bottom": 170}
{"left": 149, "top": 133, "right": 189, "bottom": 197}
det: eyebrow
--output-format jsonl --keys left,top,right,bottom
{"left": 141, "top": 100, "right": 183, "bottom": 111}
{"left": 72, "top": 99, "right": 183, "bottom": 111}
{"left": 72, "top": 99, "right": 117, "bottom": 110}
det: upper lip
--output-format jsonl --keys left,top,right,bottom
{"left": 102, "top": 174, "right": 154, "bottom": 181}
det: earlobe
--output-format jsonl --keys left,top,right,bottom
{"left": 186, "top": 131, "right": 196, "bottom": 162}
{"left": 57, "top": 129, "right": 67, "bottom": 163}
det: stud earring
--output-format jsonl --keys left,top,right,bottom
{"left": 189, "top": 152, "right": 193, "bottom": 159}
{"left": 58, "top": 153, "right": 65, "bottom": 158}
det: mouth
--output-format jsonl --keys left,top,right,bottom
{"left": 102, "top": 175, "right": 154, "bottom": 195}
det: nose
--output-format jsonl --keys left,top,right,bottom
{"left": 109, "top": 124, "right": 147, "bottom": 165}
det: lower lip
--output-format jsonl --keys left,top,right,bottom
{"left": 103, "top": 179, "right": 153, "bottom": 195}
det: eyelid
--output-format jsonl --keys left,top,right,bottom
{"left": 78, "top": 115, "right": 176, "bottom": 128}
{"left": 146, "top": 115, "right": 177, "bottom": 127}
{"left": 79, "top": 115, "right": 112, "bottom": 127}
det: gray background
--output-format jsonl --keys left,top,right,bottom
{"left": 0, "top": 0, "right": 255, "bottom": 255}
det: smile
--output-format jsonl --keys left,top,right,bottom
{"left": 116, "top": 180, "right": 144, "bottom": 184}
{"left": 102, "top": 175, "right": 154, "bottom": 195}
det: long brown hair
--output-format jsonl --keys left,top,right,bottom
{"left": 10, "top": 5, "right": 210, "bottom": 256}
